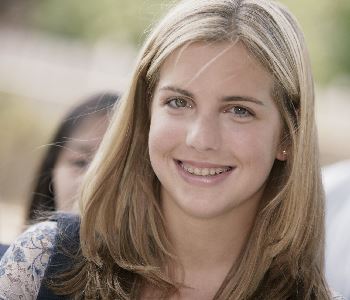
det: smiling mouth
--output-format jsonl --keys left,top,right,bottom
{"left": 176, "top": 160, "right": 233, "bottom": 177}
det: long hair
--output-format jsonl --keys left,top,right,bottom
{"left": 58, "top": 0, "right": 330, "bottom": 298}
{"left": 26, "top": 92, "right": 119, "bottom": 223}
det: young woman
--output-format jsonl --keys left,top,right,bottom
{"left": 27, "top": 92, "right": 119, "bottom": 222}
{"left": 0, "top": 0, "right": 339, "bottom": 299}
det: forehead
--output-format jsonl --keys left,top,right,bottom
{"left": 157, "top": 41, "right": 273, "bottom": 98}
{"left": 62, "top": 113, "right": 109, "bottom": 154}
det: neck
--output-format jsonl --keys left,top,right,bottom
{"left": 162, "top": 198, "right": 259, "bottom": 274}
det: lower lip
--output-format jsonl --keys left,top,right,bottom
{"left": 174, "top": 160, "right": 234, "bottom": 187}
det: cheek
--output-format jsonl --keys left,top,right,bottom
{"left": 53, "top": 164, "right": 82, "bottom": 207}
{"left": 226, "top": 123, "right": 281, "bottom": 167}
{"left": 53, "top": 167, "right": 72, "bottom": 194}
{"left": 148, "top": 112, "right": 184, "bottom": 160}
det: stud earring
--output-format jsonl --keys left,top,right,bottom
{"left": 282, "top": 150, "right": 287, "bottom": 156}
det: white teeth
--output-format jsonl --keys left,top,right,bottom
{"left": 180, "top": 162, "right": 231, "bottom": 176}
{"left": 202, "top": 168, "right": 209, "bottom": 176}
{"left": 194, "top": 168, "right": 201, "bottom": 175}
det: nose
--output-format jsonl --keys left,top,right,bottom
{"left": 185, "top": 115, "right": 221, "bottom": 152}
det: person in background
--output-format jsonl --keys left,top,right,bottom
{"left": 0, "top": 92, "right": 119, "bottom": 259}
{"left": 26, "top": 92, "right": 119, "bottom": 223}
{"left": 324, "top": 159, "right": 350, "bottom": 299}
{"left": 0, "top": 0, "right": 343, "bottom": 299}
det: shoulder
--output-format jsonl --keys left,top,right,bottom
{"left": 0, "top": 221, "right": 58, "bottom": 300}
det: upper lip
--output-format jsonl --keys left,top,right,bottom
{"left": 176, "top": 159, "right": 233, "bottom": 168}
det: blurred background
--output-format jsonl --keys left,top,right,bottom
{"left": 0, "top": 0, "right": 349, "bottom": 243}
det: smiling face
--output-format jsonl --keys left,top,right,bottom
{"left": 148, "top": 42, "right": 285, "bottom": 221}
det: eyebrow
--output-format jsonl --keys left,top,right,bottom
{"left": 159, "top": 86, "right": 193, "bottom": 98}
{"left": 65, "top": 140, "right": 100, "bottom": 153}
{"left": 222, "top": 95, "right": 264, "bottom": 106}
{"left": 159, "top": 85, "right": 265, "bottom": 106}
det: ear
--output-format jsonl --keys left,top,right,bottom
{"left": 276, "top": 130, "right": 290, "bottom": 161}
{"left": 276, "top": 148, "right": 288, "bottom": 161}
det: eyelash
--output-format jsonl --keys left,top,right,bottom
{"left": 164, "top": 97, "right": 255, "bottom": 119}
{"left": 224, "top": 105, "right": 254, "bottom": 118}
{"left": 70, "top": 158, "right": 89, "bottom": 169}
{"left": 165, "top": 97, "right": 193, "bottom": 109}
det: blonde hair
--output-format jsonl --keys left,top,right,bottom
{"left": 58, "top": 0, "right": 330, "bottom": 298}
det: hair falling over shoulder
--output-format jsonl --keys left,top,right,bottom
{"left": 52, "top": 0, "right": 332, "bottom": 299}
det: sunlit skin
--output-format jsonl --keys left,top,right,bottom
{"left": 148, "top": 42, "right": 286, "bottom": 299}
{"left": 52, "top": 114, "right": 109, "bottom": 212}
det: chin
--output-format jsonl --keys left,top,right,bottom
{"left": 173, "top": 196, "right": 238, "bottom": 220}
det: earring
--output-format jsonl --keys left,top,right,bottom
{"left": 277, "top": 149, "right": 288, "bottom": 161}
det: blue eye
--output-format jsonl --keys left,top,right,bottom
{"left": 167, "top": 97, "right": 192, "bottom": 109}
{"left": 228, "top": 106, "right": 253, "bottom": 118}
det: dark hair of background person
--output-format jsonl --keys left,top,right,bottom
{"left": 26, "top": 92, "right": 119, "bottom": 223}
